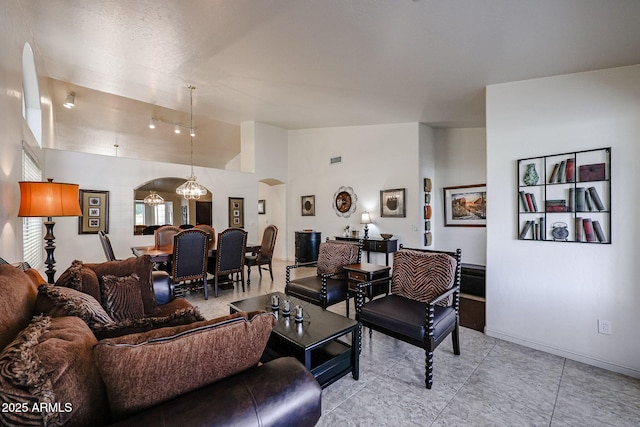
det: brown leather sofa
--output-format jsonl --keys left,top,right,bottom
{"left": 0, "top": 259, "right": 322, "bottom": 427}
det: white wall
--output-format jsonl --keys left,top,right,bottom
{"left": 434, "top": 128, "right": 487, "bottom": 265}
{"left": 44, "top": 149, "right": 259, "bottom": 272}
{"left": 288, "top": 123, "right": 428, "bottom": 264}
{"left": 0, "top": 1, "right": 54, "bottom": 264}
{"left": 486, "top": 65, "right": 640, "bottom": 377}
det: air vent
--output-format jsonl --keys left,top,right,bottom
{"left": 330, "top": 156, "right": 342, "bottom": 164}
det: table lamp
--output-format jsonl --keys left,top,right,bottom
{"left": 18, "top": 179, "right": 82, "bottom": 283}
{"left": 360, "top": 211, "right": 372, "bottom": 239}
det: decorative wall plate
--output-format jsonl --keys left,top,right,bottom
{"left": 333, "top": 186, "right": 357, "bottom": 218}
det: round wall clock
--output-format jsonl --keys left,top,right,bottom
{"left": 333, "top": 186, "right": 357, "bottom": 218}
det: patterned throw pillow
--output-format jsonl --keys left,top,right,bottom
{"left": 35, "top": 284, "right": 113, "bottom": 326}
{"left": 92, "top": 307, "right": 206, "bottom": 340}
{"left": 391, "top": 250, "right": 457, "bottom": 306}
{"left": 101, "top": 274, "right": 145, "bottom": 322}
{"left": 316, "top": 241, "right": 360, "bottom": 277}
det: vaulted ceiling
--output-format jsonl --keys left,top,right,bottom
{"left": 18, "top": 0, "right": 640, "bottom": 168}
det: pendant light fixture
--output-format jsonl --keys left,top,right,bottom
{"left": 176, "top": 85, "right": 207, "bottom": 200}
{"left": 144, "top": 190, "right": 165, "bottom": 206}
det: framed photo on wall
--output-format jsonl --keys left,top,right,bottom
{"left": 443, "top": 184, "right": 487, "bottom": 227}
{"left": 78, "top": 189, "right": 109, "bottom": 234}
{"left": 228, "top": 197, "right": 245, "bottom": 228}
{"left": 380, "top": 188, "right": 406, "bottom": 218}
{"left": 258, "top": 199, "right": 266, "bottom": 215}
{"left": 301, "top": 195, "right": 315, "bottom": 216}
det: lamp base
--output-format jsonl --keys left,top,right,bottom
{"left": 44, "top": 219, "right": 57, "bottom": 284}
{"left": 363, "top": 224, "right": 369, "bottom": 240}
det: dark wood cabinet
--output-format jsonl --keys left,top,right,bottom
{"left": 295, "top": 231, "right": 321, "bottom": 264}
{"left": 334, "top": 237, "right": 398, "bottom": 265}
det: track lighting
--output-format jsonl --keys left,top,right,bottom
{"left": 63, "top": 92, "right": 75, "bottom": 108}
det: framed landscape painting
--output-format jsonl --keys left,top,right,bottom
{"left": 443, "top": 184, "right": 486, "bottom": 227}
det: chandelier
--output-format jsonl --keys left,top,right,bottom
{"left": 176, "top": 85, "right": 207, "bottom": 200}
{"left": 143, "top": 191, "right": 165, "bottom": 206}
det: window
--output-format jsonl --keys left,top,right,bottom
{"left": 22, "top": 149, "right": 42, "bottom": 268}
{"left": 134, "top": 201, "right": 174, "bottom": 226}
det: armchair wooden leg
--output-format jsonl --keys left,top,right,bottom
{"left": 425, "top": 349, "right": 434, "bottom": 389}
{"left": 241, "top": 270, "right": 245, "bottom": 292}
{"left": 247, "top": 265, "right": 251, "bottom": 286}
{"left": 452, "top": 323, "right": 461, "bottom": 355}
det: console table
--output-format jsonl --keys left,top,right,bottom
{"left": 334, "top": 236, "right": 398, "bottom": 266}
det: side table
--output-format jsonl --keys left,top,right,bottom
{"left": 343, "top": 263, "right": 391, "bottom": 316}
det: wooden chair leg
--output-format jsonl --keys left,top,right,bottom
{"left": 247, "top": 265, "right": 251, "bottom": 286}
{"left": 241, "top": 270, "right": 245, "bottom": 292}
{"left": 425, "top": 349, "right": 434, "bottom": 389}
{"left": 203, "top": 277, "right": 208, "bottom": 300}
{"left": 258, "top": 264, "right": 263, "bottom": 278}
{"left": 214, "top": 275, "right": 219, "bottom": 298}
{"left": 452, "top": 323, "right": 461, "bottom": 355}
{"left": 269, "top": 261, "right": 274, "bottom": 281}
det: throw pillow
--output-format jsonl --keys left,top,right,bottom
{"left": 0, "top": 316, "right": 110, "bottom": 426}
{"left": 317, "top": 241, "right": 360, "bottom": 277}
{"left": 85, "top": 256, "right": 160, "bottom": 316}
{"left": 93, "top": 311, "right": 275, "bottom": 419}
{"left": 391, "top": 250, "right": 457, "bottom": 306}
{"left": 100, "top": 274, "right": 145, "bottom": 322}
{"left": 35, "top": 284, "right": 113, "bottom": 326}
{"left": 56, "top": 260, "right": 102, "bottom": 303}
{"left": 91, "top": 307, "right": 205, "bottom": 340}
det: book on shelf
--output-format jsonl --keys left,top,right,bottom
{"left": 568, "top": 188, "right": 575, "bottom": 212}
{"left": 519, "top": 220, "right": 534, "bottom": 239}
{"left": 546, "top": 199, "right": 567, "bottom": 212}
{"left": 575, "top": 187, "right": 585, "bottom": 212}
{"left": 557, "top": 160, "right": 567, "bottom": 183}
{"left": 519, "top": 191, "right": 530, "bottom": 212}
{"left": 530, "top": 194, "right": 538, "bottom": 212}
{"left": 549, "top": 163, "right": 560, "bottom": 184}
{"left": 565, "top": 158, "right": 575, "bottom": 183}
{"left": 579, "top": 163, "right": 606, "bottom": 182}
{"left": 575, "top": 217, "right": 583, "bottom": 242}
{"left": 593, "top": 220, "right": 606, "bottom": 243}
{"left": 524, "top": 193, "right": 535, "bottom": 212}
{"left": 588, "top": 187, "right": 605, "bottom": 211}
{"left": 584, "top": 190, "right": 593, "bottom": 211}
{"left": 583, "top": 218, "right": 596, "bottom": 242}
{"left": 534, "top": 224, "right": 540, "bottom": 240}
{"left": 539, "top": 217, "right": 545, "bottom": 240}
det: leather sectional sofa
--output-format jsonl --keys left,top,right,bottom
{"left": 0, "top": 256, "right": 321, "bottom": 426}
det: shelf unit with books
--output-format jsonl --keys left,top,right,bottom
{"left": 517, "top": 147, "right": 610, "bottom": 243}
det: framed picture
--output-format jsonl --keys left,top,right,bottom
{"left": 258, "top": 199, "right": 266, "bottom": 215}
{"left": 380, "top": 188, "right": 406, "bottom": 218}
{"left": 443, "top": 184, "right": 487, "bottom": 227}
{"left": 301, "top": 195, "right": 315, "bottom": 216}
{"left": 78, "top": 189, "right": 109, "bottom": 234}
{"left": 228, "top": 197, "right": 244, "bottom": 228}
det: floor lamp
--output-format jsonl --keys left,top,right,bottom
{"left": 18, "top": 179, "right": 82, "bottom": 284}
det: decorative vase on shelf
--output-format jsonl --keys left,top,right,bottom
{"left": 523, "top": 163, "right": 539, "bottom": 186}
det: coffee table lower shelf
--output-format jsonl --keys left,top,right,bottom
{"left": 262, "top": 335, "right": 353, "bottom": 388}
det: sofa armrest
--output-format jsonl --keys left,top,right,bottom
{"left": 109, "top": 357, "right": 321, "bottom": 427}
{"left": 152, "top": 270, "right": 172, "bottom": 305}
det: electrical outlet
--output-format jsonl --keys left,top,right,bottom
{"left": 598, "top": 319, "right": 612, "bottom": 335}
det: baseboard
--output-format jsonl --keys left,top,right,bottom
{"left": 485, "top": 327, "right": 640, "bottom": 379}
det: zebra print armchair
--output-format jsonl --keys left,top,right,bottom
{"left": 355, "top": 246, "right": 462, "bottom": 389}
{"left": 285, "top": 240, "right": 362, "bottom": 316}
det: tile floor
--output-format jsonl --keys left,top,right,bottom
{"left": 185, "top": 259, "right": 640, "bottom": 426}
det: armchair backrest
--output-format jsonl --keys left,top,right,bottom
{"left": 171, "top": 229, "right": 208, "bottom": 282}
{"left": 316, "top": 240, "right": 361, "bottom": 277}
{"left": 194, "top": 224, "right": 216, "bottom": 250}
{"left": 216, "top": 228, "right": 248, "bottom": 274}
{"left": 98, "top": 230, "right": 117, "bottom": 261}
{"left": 391, "top": 248, "right": 460, "bottom": 306}
{"left": 258, "top": 224, "right": 278, "bottom": 260}
{"left": 155, "top": 225, "right": 181, "bottom": 248}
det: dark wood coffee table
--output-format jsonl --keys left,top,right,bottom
{"left": 230, "top": 292, "right": 359, "bottom": 388}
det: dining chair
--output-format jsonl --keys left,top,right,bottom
{"left": 98, "top": 230, "right": 117, "bottom": 261}
{"left": 193, "top": 224, "right": 216, "bottom": 250}
{"left": 245, "top": 224, "right": 278, "bottom": 285}
{"left": 210, "top": 228, "right": 247, "bottom": 297}
{"left": 355, "top": 246, "right": 462, "bottom": 389}
{"left": 155, "top": 225, "right": 181, "bottom": 248}
{"left": 170, "top": 228, "right": 209, "bottom": 299}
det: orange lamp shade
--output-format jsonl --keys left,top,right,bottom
{"left": 18, "top": 181, "right": 82, "bottom": 217}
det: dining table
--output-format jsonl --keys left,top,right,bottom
{"left": 131, "top": 243, "right": 261, "bottom": 263}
